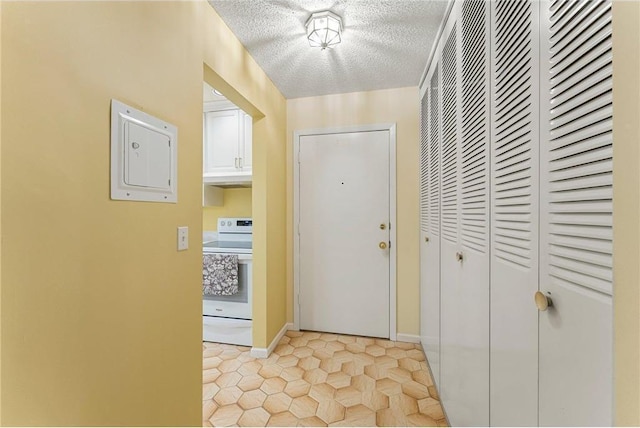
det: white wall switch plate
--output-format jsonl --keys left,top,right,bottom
{"left": 177, "top": 226, "right": 189, "bottom": 251}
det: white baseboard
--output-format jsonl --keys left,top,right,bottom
{"left": 396, "top": 333, "right": 421, "bottom": 344}
{"left": 250, "top": 322, "right": 293, "bottom": 358}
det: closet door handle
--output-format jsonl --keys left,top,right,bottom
{"left": 535, "top": 291, "right": 553, "bottom": 311}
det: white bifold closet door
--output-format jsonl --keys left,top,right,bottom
{"left": 419, "top": 0, "right": 613, "bottom": 425}
{"left": 420, "top": 62, "right": 441, "bottom": 388}
{"left": 439, "top": 1, "right": 490, "bottom": 425}
{"left": 539, "top": 0, "right": 613, "bottom": 425}
{"left": 489, "top": 0, "right": 540, "bottom": 425}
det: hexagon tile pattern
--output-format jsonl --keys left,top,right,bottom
{"left": 203, "top": 331, "right": 448, "bottom": 427}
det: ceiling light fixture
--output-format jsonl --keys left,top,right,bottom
{"left": 305, "top": 11, "right": 343, "bottom": 50}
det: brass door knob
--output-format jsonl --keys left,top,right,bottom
{"left": 379, "top": 242, "right": 388, "bottom": 250}
{"left": 380, "top": 223, "right": 387, "bottom": 230}
{"left": 535, "top": 291, "right": 552, "bottom": 311}
{"left": 456, "top": 252, "right": 463, "bottom": 261}
{"left": 425, "top": 236, "right": 430, "bottom": 243}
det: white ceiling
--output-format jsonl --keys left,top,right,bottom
{"left": 208, "top": 0, "right": 448, "bottom": 99}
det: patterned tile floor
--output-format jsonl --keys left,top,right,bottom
{"left": 203, "top": 330, "right": 448, "bottom": 427}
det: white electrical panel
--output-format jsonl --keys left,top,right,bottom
{"left": 111, "top": 99, "right": 177, "bottom": 203}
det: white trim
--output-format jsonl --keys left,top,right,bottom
{"left": 250, "top": 322, "right": 292, "bottom": 359}
{"left": 418, "top": 0, "right": 456, "bottom": 91}
{"left": 293, "top": 123, "right": 398, "bottom": 341}
{"left": 389, "top": 125, "right": 397, "bottom": 341}
{"left": 396, "top": 333, "right": 421, "bottom": 344}
{"left": 420, "top": 52, "right": 441, "bottom": 101}
{"left": 204, "top": 100, "right": 238, "bottom": 112}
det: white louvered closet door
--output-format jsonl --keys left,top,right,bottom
{"left": 439, "top": 1, "right": 490, "bottom": 425}
{"left": 438, "top": 9, "right": 462, "bottom": 424}
{"left": 539, "top": 0, "right": 613, "bottom": 425}
{"left": 420, "top": 60, "right": 441, "bottom": 388}
{"left": 489, "top": 0, "right": 540, "bottom": 425}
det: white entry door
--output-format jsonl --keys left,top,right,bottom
{"left": 298, "top": 130, "right": 391, "bottom": 338}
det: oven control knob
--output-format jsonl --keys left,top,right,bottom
{"left": 227, "top": 221, "right": 232, "bottom": 226}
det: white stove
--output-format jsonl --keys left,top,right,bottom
{"left": 203, "top": 217, "right": 253, "bottom": 346}
{"left": 203, "top": 240, "right": 252, "bottom": 253}
{"left": 204, "top": 218, "right": 253, "bottom": 254}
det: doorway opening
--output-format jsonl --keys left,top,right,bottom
{"left": 201, "top": 80, "right": 254, "bottom": 347}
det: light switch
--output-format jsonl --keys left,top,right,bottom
{"left": 177, "top": 226, "right": 189, "bottom": 251}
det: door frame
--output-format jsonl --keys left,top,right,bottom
{"left": 293, "top": 123, "right": 397, "bottom": 340}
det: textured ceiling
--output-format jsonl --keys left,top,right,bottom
{"left": 208, "top": 0, "right": 448, "bottom": 99}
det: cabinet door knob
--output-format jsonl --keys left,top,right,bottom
{"left": 535, "top": 291, "right": 553, "bottom": 311}
{"left": 456, "top": 252, "right": 463, "bottom": 262}
{"left": 379, "top": 242, "right": 387, "bottom": 250}
{"left": 425, "top": 236, "right": 429, "bottom": 243}
{"left": 380, "top": 223, "right": 386, "bottom": 230}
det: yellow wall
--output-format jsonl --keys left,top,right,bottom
{"left": 286, "top": 87, "right": 420, "bottom": 336}
{"left": 613, "top": 2, "right": 640, "bottom": 425}
{"left": 1, "top": 1, "right": 286, "bottom": 425}
{"left": 3, "top": 1, "right": 637, "bottom": 426}
{"left": 201, "top": 5, "right": 288, "bottom": 348}
{"left": 0, "top": 2, "right": 3, "bottom": 424}
{"left": 203, "top": 188, "right": 253, "bottom": 231}
{"left": 200, "top": 6, "right": 288, "bottom": 349}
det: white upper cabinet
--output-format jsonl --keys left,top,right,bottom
{"left": 203, "top": 107, "right": 252, "bottom": 184}
{"left": 240, "top": 112, "right": 252, "bottom": 171}
{"left": 204, "top": 109, "right": 240, "bottom": 174}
